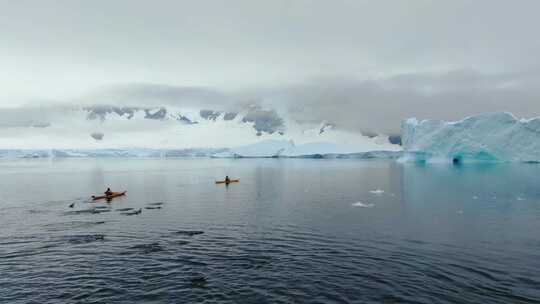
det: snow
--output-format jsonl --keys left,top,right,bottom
{"left": 0, "top": 148, "right": 225, "bottom": 159}
{"left": 0, "top": 105, "right": 403, "bottom": 153}
{"left": 283, "top": 141, "right": 394, "bottom": 157}
{"left": 224, "top": 140, "right": 293, "bottom": 158}
{"left": 0, "top": 142, "right": 400, "bottom": 159}
{"left": 214, "top": 139, "right": 401, "bottom": 158}
{"left": 402, "top": 112, "right": 540, "bottom": 162}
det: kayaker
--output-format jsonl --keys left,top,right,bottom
{"left": 225, "top": 176, "right": 230, "bottom": 184}
{"left": 104, "top": 187, "right": 113, "bottom": 196}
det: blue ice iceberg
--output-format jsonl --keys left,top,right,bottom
{"left": 402, "top": 112, "right": 540, "bottom": 162}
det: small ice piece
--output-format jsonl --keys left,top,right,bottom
{"left": 457, "top": 210, "right": 464, "bottom": 214}
{"left": 516, "top": 197, "right": 525, "bottom": 201}
{"left": 352, "top": 201, "right": 374, "bottom": 208}
{"left": 472, "top": 196, "right": 478, "bottom": 200}
{"left": 369, "top": 189, "right": 384, "bottom": 195}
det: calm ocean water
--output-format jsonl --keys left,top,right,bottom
{"left": 1, "top": 158, "right": 540, "bottom": 303}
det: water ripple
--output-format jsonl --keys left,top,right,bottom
{"left": 3, "top": 160, "right": 540, "bottom": 303}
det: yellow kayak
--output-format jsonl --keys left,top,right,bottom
{"left": 215, "top": 179, "right": 240, "bottom": 184}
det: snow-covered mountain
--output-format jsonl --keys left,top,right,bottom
{"left": 0, "top": 104, "right": 400, "bottom": 155}
{"left": 82, "top": 104, "right": 286, "bottom": 136}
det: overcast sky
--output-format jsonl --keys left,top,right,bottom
{"left": 2, "top": 0, "right": 540, "bottom": 132}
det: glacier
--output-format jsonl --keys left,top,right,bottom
{"left": 402, "top": 112, "right": 540, "bottom": 163}
{"left": 0, "top": 138, "right": 401, "bottom": 159}
{"left": 0, "top": 103, "right": 402, "bottom": 159}
{"left": 212, "top": 138, "right": 401, "bottom": 158}
{"left": 0, "top": 148, "right": 227, "bottom": 159}
{"left": 0, "top": 104, "right": 399, "bottom": 153}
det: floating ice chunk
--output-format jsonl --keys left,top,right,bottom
{"left": 472, "top": 196, "right": 478, "bottom": 200}
{"left": 369, "top": 189, "right": 384, "bottom": 195}
{"left": 516, "top": 197, "right": 525, "bottom": 201}
{"left": 352, "top": 201, "right": 374, "bottom": 208}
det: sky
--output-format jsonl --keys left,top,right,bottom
{"left": 2, "top": 0, "right": 540, "bottom": 134}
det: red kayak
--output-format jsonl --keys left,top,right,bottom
{"left": 91, "top": 191, "right": 127, "bottom": 201}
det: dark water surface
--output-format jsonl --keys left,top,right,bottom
{"left": 1, "top": 158, "right": 540, "bottom": 303}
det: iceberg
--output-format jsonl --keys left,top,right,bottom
{"left": 402, "top": 112, "right": 540, "bottom": 162}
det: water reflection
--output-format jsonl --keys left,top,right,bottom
{"left": 1, "top": 159, "right": 540, "bottom": 303}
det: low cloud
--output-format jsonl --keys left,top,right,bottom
{"left": 3, "top": 68, "right": 540, "bottom": 136}
{"left": 258, "top": 69, "right": 540, "bottom": 134}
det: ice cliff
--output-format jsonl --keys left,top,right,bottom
{"left": 402, "top": 112, "right": 540, "bottom": 162}
{"left": 213, "top": 138, "right": 401, "bottom": 158}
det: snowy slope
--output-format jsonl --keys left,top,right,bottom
{"left": 213, "top": 137, "right": 400, "bottom": 158}
{"left": 0, "top": 104, "right": 401, "bottom": 155}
